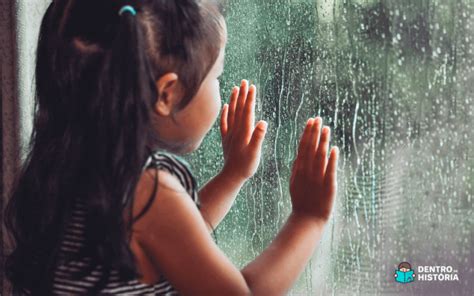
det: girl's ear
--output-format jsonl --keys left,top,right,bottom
{"left": 154, "top": 72, "right": 182, "bottom": 116}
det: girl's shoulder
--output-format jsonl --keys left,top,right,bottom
{"left": 143, "top": 151, "right": 199, "bottom": 204}
{"left": 129, "top": 151, "right": 207, "bottom": 285}
{"left": 132, "top": 151, "right": 199, "bottom": 223}
{"left": 127, "top": 150, "right": 202, "bottom": 231}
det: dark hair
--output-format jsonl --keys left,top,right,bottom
{"left": 4, "top": 0, "right": 225, "bottom": 294}
{"left": 399, "top": 262, "right": 412, "bottom": 270}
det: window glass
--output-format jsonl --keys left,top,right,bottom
{"left": 185, "top": 0, "right": 473, "bottom": 294}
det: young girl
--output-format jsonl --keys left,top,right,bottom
{"left": 5, "top": 0, "right": 339, "bottom": 295}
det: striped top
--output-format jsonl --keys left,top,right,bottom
{"left": 50, "top": 151, "right": 199, "bottom": 295}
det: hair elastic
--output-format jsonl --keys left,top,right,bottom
{"left": 118, "top": 5, "right": 137, "bottom": 16}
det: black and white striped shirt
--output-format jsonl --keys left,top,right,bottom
{"left": 50, "top": 151, "right": 199, "bottom": 295}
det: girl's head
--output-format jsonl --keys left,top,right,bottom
{"left": 64, "top": 0, "right": 227, "bottom": 154}
{"left": 153, "top": 19, "right": 227, "bottom": 154}
{"left": 5, "top": 0, "right": 226, "bottom": 293}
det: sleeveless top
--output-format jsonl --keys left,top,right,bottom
{"left": 50, "top": 151, "right": 200, "bottom": 295}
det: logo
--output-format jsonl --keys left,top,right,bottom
{"left": 394, "top": 261, "right": 460, "bottom": 283}
{"left": 394, "top": 262, "right": 415, "bottom": 283}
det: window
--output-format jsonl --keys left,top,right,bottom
{"left": 185, "top": 0, "right": 473, "bottom": 294}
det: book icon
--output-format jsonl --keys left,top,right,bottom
{"left": 395, "top": 270, "right": 415, "bottom": 283}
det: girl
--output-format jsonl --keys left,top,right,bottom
{"left": 4, "top": 0, "right": 339, "bottom": 295}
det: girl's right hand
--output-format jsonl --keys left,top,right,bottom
{"left": 289, "top": 117, "right": 339, "bottom": 225}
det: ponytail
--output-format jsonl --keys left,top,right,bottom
{"left": 81, "top": 3, "right": 160, "bottom": 292}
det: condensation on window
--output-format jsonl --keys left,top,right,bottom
{"left": 185, "top": 0, "right": 473, "bottom": 295}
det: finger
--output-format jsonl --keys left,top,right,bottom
{"left": 227, "top": 86, "right": 239, "bottom": 131}
{"left": 306, "top": 117, "right": 322, "bottom": 163}
{"left": 297, "top": 118, "right": 315, "bottom": 161}
{"left": 235, "top": 79, "right": 249, "bottom": 126}
{"left": 220, "top": 104, "right": 229, "bottom": 138}
{"left": 242, "top": 84, "right": 256, "bottom": 143}
{"left": 314, "top": 126, "right": 330, "bottom": 180}
{"left": 305, "top": 117, "right": 321, "bottom": 175}
{"left": 248, "top": 120, "right": 267, "bottom": 152}
{"left": 324, "top": 146, "right": 339, "bottom": 192}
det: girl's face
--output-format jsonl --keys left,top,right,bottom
{"left": 152, "top": 20, "right": 227, "bottom": 154}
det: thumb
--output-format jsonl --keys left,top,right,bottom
{"left": 249, "top": 120, "right": 267, "bottom": 151}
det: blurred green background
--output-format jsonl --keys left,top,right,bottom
{"left": 184, "top": 0, "right": 473, "bottom": 295}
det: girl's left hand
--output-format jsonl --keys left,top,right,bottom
{"left": 220, "top": 79, "right": 268, "bottom": 182}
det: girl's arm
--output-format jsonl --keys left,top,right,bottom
{"left": 198, "top": 168, "right": 246, "bottom": 231}
{"left": 240, "top": 214, "right": 326, "bottom": 295}
{"left": 199, "top": 181, "right": 328, "bottom": 292}
{"left": 198, "top": 80, "right": 267, "bottom": 230}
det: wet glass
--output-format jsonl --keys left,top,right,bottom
{"left": 185, "top": 0, "right": 473, "bottom": 294}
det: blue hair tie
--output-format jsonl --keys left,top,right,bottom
{"left": 118, "top": 5, "right": 137, "bottom": 16}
